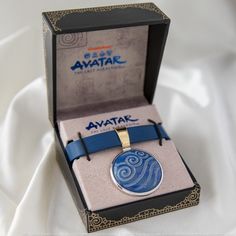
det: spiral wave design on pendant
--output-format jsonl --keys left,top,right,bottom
{"left": 111, "top": 149, "right": 163, "bottom": 195}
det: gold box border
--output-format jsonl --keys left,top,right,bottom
{"left": 87, "top": 183, "right": 200, "bottom": 232}
{"left": 45, "top": 2, "right": 168, "bottom": 32}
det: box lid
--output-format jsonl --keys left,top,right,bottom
{"left": 42, "top": 2, "right": 170, "bottom": 127}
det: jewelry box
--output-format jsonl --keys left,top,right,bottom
{"left": 42, "top": 2, "right": 200, "bottom": 233}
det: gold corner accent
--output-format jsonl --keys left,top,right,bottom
{"left": 45, "top": 3, "right": 168, "bottom": 32}
{"left": 87, "top": 184, "right": 200, "bottom": 232}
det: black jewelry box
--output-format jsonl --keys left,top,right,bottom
{"left": 42, "top": 2, "right": 200, "bottom": 233}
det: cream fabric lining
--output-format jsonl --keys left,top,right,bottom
{"left": 56, "top": 25, "right": 149, "bottom": 116}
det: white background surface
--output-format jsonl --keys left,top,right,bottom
{"left": 0, "top": 0, "right": 236, "bottom": 235}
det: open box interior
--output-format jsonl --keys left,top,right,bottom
{"left": 55, "top": 24, "right": 194, "bottom": 211}
{"left": 56, "top": 25, "right": 150, "bottom": 120}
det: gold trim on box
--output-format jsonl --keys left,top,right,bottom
{"left": 87, "top": 184, "right": 200, "bottom": 232}
{"left": 45, "top": 2, "right": 169, "bottom": 32}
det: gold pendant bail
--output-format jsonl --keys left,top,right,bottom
{"left": 115, "top": 127, "right": 131, "bottom": 151}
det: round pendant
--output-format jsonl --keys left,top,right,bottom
{"left": 110, "top": 149, "right": 163, "bottom": 196}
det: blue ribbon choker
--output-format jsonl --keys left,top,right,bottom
{"left": 65, "top": 123, "right": 169, "bottom": 163}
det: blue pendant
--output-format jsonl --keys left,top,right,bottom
{"left": 110, "top": 149, "right": 163, "bottom": 196}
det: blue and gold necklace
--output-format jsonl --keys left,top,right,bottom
{"left": 66, "top": 122, "right": 169, "bottom": 196}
